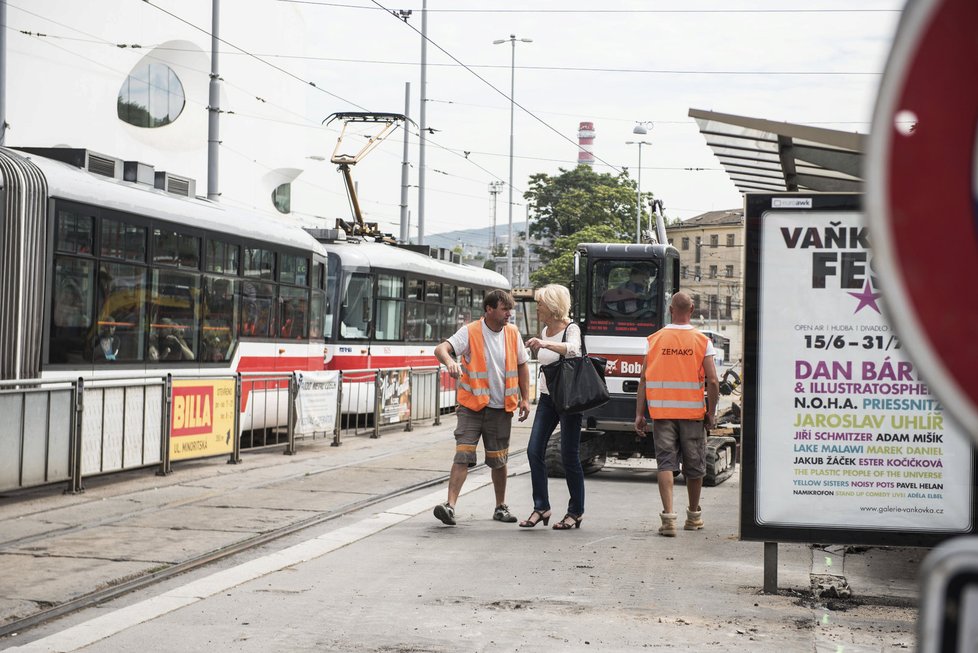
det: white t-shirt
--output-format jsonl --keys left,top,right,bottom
{"left": 642, "top": 324, "right": 717, "bottom": 359}
{"left": 536, "top": 322, "right": 582, "bottom": 395}
{"left": 447, "top": 320, "right": 529, "bottom": 409}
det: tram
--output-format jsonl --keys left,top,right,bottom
{"left": 0, "top": 147, "right": 508, "bottom": 428}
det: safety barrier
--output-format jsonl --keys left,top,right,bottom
{"left": 0, "top": 364, "right": 471, "bottom": 495}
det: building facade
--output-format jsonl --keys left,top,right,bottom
{"left": 666, "top": 208, "right": 744, "bottom": 363}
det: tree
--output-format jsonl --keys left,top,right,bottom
{"left": 530, "top": 224, "right": 628, "bottom": 287}
{"left": 525, "top": 166, "right": 639, "bottom": 247}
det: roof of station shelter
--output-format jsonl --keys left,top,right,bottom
{"left": 688, "top": 108, "right": 865, "bottom": 194}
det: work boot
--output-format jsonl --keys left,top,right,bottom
{"left": 658, "top": 512, "right": 677, "bottom": 537}
{"left": 684, "top": 506, "right": 704, "bottom": 530}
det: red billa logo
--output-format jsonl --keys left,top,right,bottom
{"left": 172, "top": 386, "right": 214, "bottom": 436}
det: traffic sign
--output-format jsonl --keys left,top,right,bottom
{"left": 866, "top": 0, "right": 978, "bottom": 440}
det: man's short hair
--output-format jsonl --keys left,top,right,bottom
{"left": 483, "top": 289, "right": 515, "bottom": 312}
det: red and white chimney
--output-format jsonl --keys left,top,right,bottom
{"left": 577, "top": 121, "right": 595, "bottom": 167}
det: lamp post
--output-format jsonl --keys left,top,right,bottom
{"left": 493, "top": 34, "right": 532, "bottom": 283}
{"left": 626, "top": 122, "right": 652, "bottom": 244}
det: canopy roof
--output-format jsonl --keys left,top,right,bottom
{"left": 689, "top": 108, "right": 866, "bottom": 194}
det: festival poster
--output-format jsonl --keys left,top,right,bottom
{"left": 755, "top": 209, "right": 973, "bottom": 532}
{"left": 169, "top": 379, "right": 236, "bottom": 461}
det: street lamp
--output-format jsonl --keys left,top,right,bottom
{"left": 626, "top": 122, "right": 653, "bottom": 244}
{"left": 493, "top": 34, "right": 532, "bottom": 283}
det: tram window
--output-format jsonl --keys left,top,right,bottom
{"left": 442, "top": 285, "right": 456, "bottom": 305}
{"left": 280, "top": 254, "right": 308, "bottom": 286}
{"left": 94, "top": 263, "right": 147, "bottom": 362}
{"left": 312, "top": 261, "right": 324, "bottom": 290}
{"left": 375, "top": 298, "right": 404, "bottom": 341}
{"left": 424, "top": 304, "right": 440, "bottom": 341}
{"left": 50, "top": 257, "right": 95, "bottom": 364}
{"left": 148, "top": 269, "right": 199, "bottom": 361}
{"left": 457, "top": 286, "right": 472, "bottom": 308}
{"left": 426, "top": 282, "right": 442, "bottom": 303}
{"left": 340, "top": 273, "right": 371, "bottom": 340}
{"left": 309, "top": 289, "right": 325, "bottom": 340}
{"left": 405, "top": 302, "right": 424, "bottom": 342}
{"left": 100, "top": 219, "right": 146, "bottom": 262}
{"left": 279, "top": 286, "right": 308, "bottom": 339}
{"left": 153, "top": 229, "right": 200, "bottom": 269}
{"left": 240, "top": 280, "right": 274, "bottom": 338}
{"left": 324, "top": 255, "right": 339, "bottom": 340}
{"left": 244, "top": 247, "right": 275, "bottom": 281}
{"left": 202, "top": 276, "right": 237, "bottom": 360}
{"left": 408, "top": 278, "right": 424, "bottom": 302}
{"left": 55, "top": 209, "right": 94, "bottom": 255}
{"left": 374, "top": 273, "right": 404, "bottom": 342}
{"left": 442, "top": 304, "right": 459, "bottom": 336}
{"left": 205, "top": 240, "right": 239, "bottom": 275}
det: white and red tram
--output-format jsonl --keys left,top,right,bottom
{"left": 0, "top": 147, "right": 508, "bottom": 429}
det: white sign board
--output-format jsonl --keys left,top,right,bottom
{"left": 294, "top": 370, "right": 339, "bottom": 435}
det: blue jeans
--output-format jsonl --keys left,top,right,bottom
{"left": 526, "top": 393, "right": 585, "bottom": 516}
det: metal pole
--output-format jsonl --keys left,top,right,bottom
{"left": 399, "top": 82, "right": 411, "bottom": 242}
{"left": 716, "top": 277, "right": 721, "bottom": 331}
{"left": 0, "top": 0, "right": 6, "bottom": 146}
{"left": 507, "top": 37, "right": 515, "bottom": 283}
{"left": 763, "top": 542, "right": 779, "bottom": 593}
{"left": 524, "top": 203, "right": 530, "bottom": 286}
{"left": 206, "top": 0, "right": 221, "bottom": 201}
{"left": 635, "top": 143, "right": 643, "bottom": 243}
{"left": 417, "top": 0, "right": 428, "bottom": 245}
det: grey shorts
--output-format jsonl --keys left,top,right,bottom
{"left": 453, "top": 406, "right": 513, "bottom": 469}
{"left": 652, "top": 419, "right": 707, "bottom": 479}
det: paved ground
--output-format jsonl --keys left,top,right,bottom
{"left": 0, "top": 408, "right": 924, "bottom": 652}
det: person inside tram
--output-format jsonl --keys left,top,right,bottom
{"left": 93, "top": 319, "right": 120, "bottom": 362}
{"left": 149, "top": 318, "right": 194, "bottom": 361}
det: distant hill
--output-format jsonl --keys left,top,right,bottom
{"left": 424, "top": 221, "right": 528, "bottom": 255}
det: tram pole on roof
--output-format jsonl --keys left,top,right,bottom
{"left": 322, "top": 112, "right": 414, "bottom": 239}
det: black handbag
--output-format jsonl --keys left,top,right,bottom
{"left": 540, "top": 323, "right": 610, "bottom": 414}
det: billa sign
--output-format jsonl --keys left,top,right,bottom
{"left": 169, "top": 379, "right": 236, "bottom": 461}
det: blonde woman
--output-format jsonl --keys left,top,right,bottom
{"left": 520, "top": 284, "right": 585, "bottom": 530}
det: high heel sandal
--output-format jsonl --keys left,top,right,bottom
{"left": 518, "top": 509, "right": 552, "bottom": 528}
{"left": 552, "top": 513, "right": 583, "bottom": 530}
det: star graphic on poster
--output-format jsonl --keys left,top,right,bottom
{"left": 848, "top": 280, "right": 882, "bottom": 314}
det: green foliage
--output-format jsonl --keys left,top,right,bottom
{"left": 525, "top": 166, "right": 639, "bottom": 248}
{"left": 530, "top": 224, "right": 628, "bottom": 287}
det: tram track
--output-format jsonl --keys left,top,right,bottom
{"left": 0, "top": 445, "right": 527, "bottom": 640}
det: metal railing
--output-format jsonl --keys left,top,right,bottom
{"left": 0, "top": 364, "right": 467, "bottom": 495}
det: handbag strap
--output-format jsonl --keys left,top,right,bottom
{"left": 554, "top": 321, "right": 587, "bottom": 359}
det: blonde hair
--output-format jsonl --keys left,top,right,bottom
{"left": 534, "top": 284, "right": 571, "bottom": 320}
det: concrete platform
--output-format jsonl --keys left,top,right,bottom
{"left": 0, "top": 410, "right": 924, "bottom": 651}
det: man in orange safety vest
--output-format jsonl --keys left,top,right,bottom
{"left": 634, "top": 292, "right": 719, "bottom": 537}
{"left": 432, "top": 289, "right": 530, "bottom": 526}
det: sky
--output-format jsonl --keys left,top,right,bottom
{"left": 4, "top": 1, "right": 906, "bottom": 251}
{"left": 290, "top": 0, "right": 904, "bottom": 248}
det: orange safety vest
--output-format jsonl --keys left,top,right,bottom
{"left": 457, "top": 320, "right": 521, "bottom": 412}
{"left": 643, "top": 327, "right": 708, "bottom": 420}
